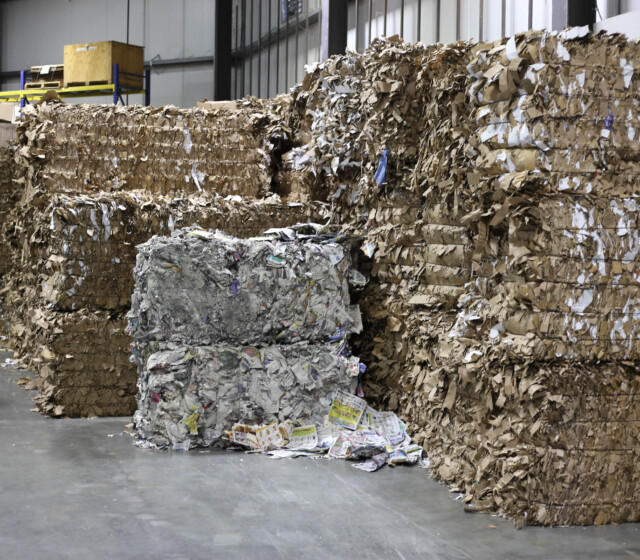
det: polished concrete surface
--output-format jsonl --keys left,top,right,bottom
{"left": 1, "top": 349, "right": 639, "bottom": 560}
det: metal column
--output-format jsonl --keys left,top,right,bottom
{"left": 552, "top": 0, "right": 597, "bottom": 30}
{"left": 113, "top": 63, "right": 120, "bottom": 105}
{"left": 568, "top": 0, "right": 597, "bottom": 27}
{"left": 214, "top": 0, "right": 232, "bottom": 100}
{"left": 19, "top": 70, "right": 26, "bottom": 109}
{"left": 320, "top": 0, "right": 348, "bottom": 61}
{"left": 145, "top": 68, "right": 151, "bottom": 106}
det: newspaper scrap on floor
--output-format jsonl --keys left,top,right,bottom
{"left": 134, "top": 387, "right": 428, "bottom": 472}
{"left": 221, "top": 397, "right": 428, "bottom": 472}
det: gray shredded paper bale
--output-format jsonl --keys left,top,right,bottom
{"left": 133, "top": 342, "right": 357, "bottom": 448}
{"left": 128, "top": 229, "right": 361, "bottom": 346}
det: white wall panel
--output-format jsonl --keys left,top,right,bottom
{"left": 145, "top": 0, "right": 185, "bottom": 59}
{"left": 1, "top": 0, "right": 213, "bottom": 108}
{"left": 594, "top": 8, "right": 640, "bottom": 36}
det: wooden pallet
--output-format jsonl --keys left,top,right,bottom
{"left": 25, "top": 81, "right": 61, "bottom": 90}
{"left": 65, "top": 80, "right": 109, "bottom": 87}
{"left": 31, "top": 64, "right": 64, "bottom": 83}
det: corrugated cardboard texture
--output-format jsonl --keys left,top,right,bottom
{"left": 0, "top": 147, "right": 17, "bottom": 278}
{"left": 282, "top": 31, "right": 640, "bottom": 526}
{"left": 0, "top": 146, "right": 18, "bottom": 333}
{"left": 3, "top": 191, "right": 327, "bottom": 417}
{"left": 15, "top": 98, "right": 291, "bottom": 198}
{"left": 0, "top": 123, "right": 16, "bottom": 148}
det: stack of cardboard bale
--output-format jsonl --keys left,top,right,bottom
{"left": 5, "top": 100, "right": 325, "bottom": 417}
{"left": 128, "top": 227, "right": 363, "bottom": 448}
{"left": 0, "top": 146, "right": 18, "bottom": 331}
{"left": 394, "top": 30, "right": 640, "bottom": 526}
{"left": 284, "top": 31, "right": 640, "bottom": 525}
{"left": 288, "top": 37, "right": 475, "bottom": 408}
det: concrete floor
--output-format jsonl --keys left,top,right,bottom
{"left": 1, "top": 349, "right": 639, "bottom": 560}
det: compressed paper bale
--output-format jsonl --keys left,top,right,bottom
{"left": 6, "top": 189, "right": 328, "bottom": 313}
{"left": 344, "top": 29, "right": 640, "bottom": 527}
{"left": 128, "top": 229, "right": 361, "bottom": 347}
{"left": 6, "top": 308, "right": 139, "bottom": 417}
{"left": 0, "top": 147, "right": 17, "bottom": 278}
{"left": 474, "top": 117, "right": 640, "bottom": 152}
{"left": 15, "top": 98, "right": 290, "bottom": 198}
{"left": 134, "top": 342, "right": 358, "bottom": 448}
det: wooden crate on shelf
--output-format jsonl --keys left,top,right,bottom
{"left": 63, "top": 41, "right": 144, "bottom": 89}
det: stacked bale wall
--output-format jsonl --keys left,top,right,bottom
{"left": 0, "top": 146, "right": 18, "bottom": 332}
{"left": 5, "top": 100, "right": 326, "bottom": 417}
{"left": 3, "top": 29, "right": 640, "bottom": 526}
{"left": 286, "top": 31, "right": 640, "bottom": 526}
{"left": 398, "top": 30, "right": 640, "bottom": 526}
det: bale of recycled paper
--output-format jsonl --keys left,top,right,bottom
{"left": 14, "top": 98, "right": 290, "bottom": 198}
{"left": 128, "top": 228, "right": 362, "bottom": 347}
{"left": 7, "top": 191, "right": 327, "bottom": 312}
{"left": 389, "top": 29, "right": 640, "bottom": 527}
{"left": 7, "top": 308, "right": 137, "bottom": 417}
{"left": 133, "top": 342, "right": 359, "bottom": 448}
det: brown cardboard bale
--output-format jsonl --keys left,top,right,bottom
{"left": 197, "top": 100, "right": 238, "bottom": 111}
{"left": 14, "top": 99, "right": 289, "bottom": 198}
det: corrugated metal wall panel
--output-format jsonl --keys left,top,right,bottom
{"left": 183, "top": 0, "right": 214, "bottom": 57}
{"left": 145, "top": 0, "right": 185, "bottom": 59}
{"left": 1, "top": 0, "right": 72, "bottom": 70}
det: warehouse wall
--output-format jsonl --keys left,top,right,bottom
{"left": 231, "top": 0, "right": 554, "bottom": 99}
{"left": 231, "top": 0, "right": 321, "bottom": 99}
{"left": 0, "top": 0, "right": 215, "bottom": 108}
{"left": 1, "top": 0, "right": 639, "bottom": 108}
{"left": 347, "top": 0, "right": 553, "bottom": 48}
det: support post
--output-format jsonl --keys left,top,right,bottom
{"left": 20, "top": 70, "right": 26, "bottom": 109}
{"left": 568, "top": 0, "right": 596, "bottom": 27}
{"left": 552, "top": 0, "right": 596, "bottom": 30}
{"left": 320, "top": 0, "right": 347, "bottom": 61}
{"left": 214, "top": 0, "right": 232, "bottom": 100}
{"left": 113, "top": 63, "right": 119, "bottom": 105}
{"left": 145, "top": 68, "right": 151, "bottom": 106}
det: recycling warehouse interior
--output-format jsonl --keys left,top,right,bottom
{"left": 1, "top": 0, "right": 640, "bottom": 539}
